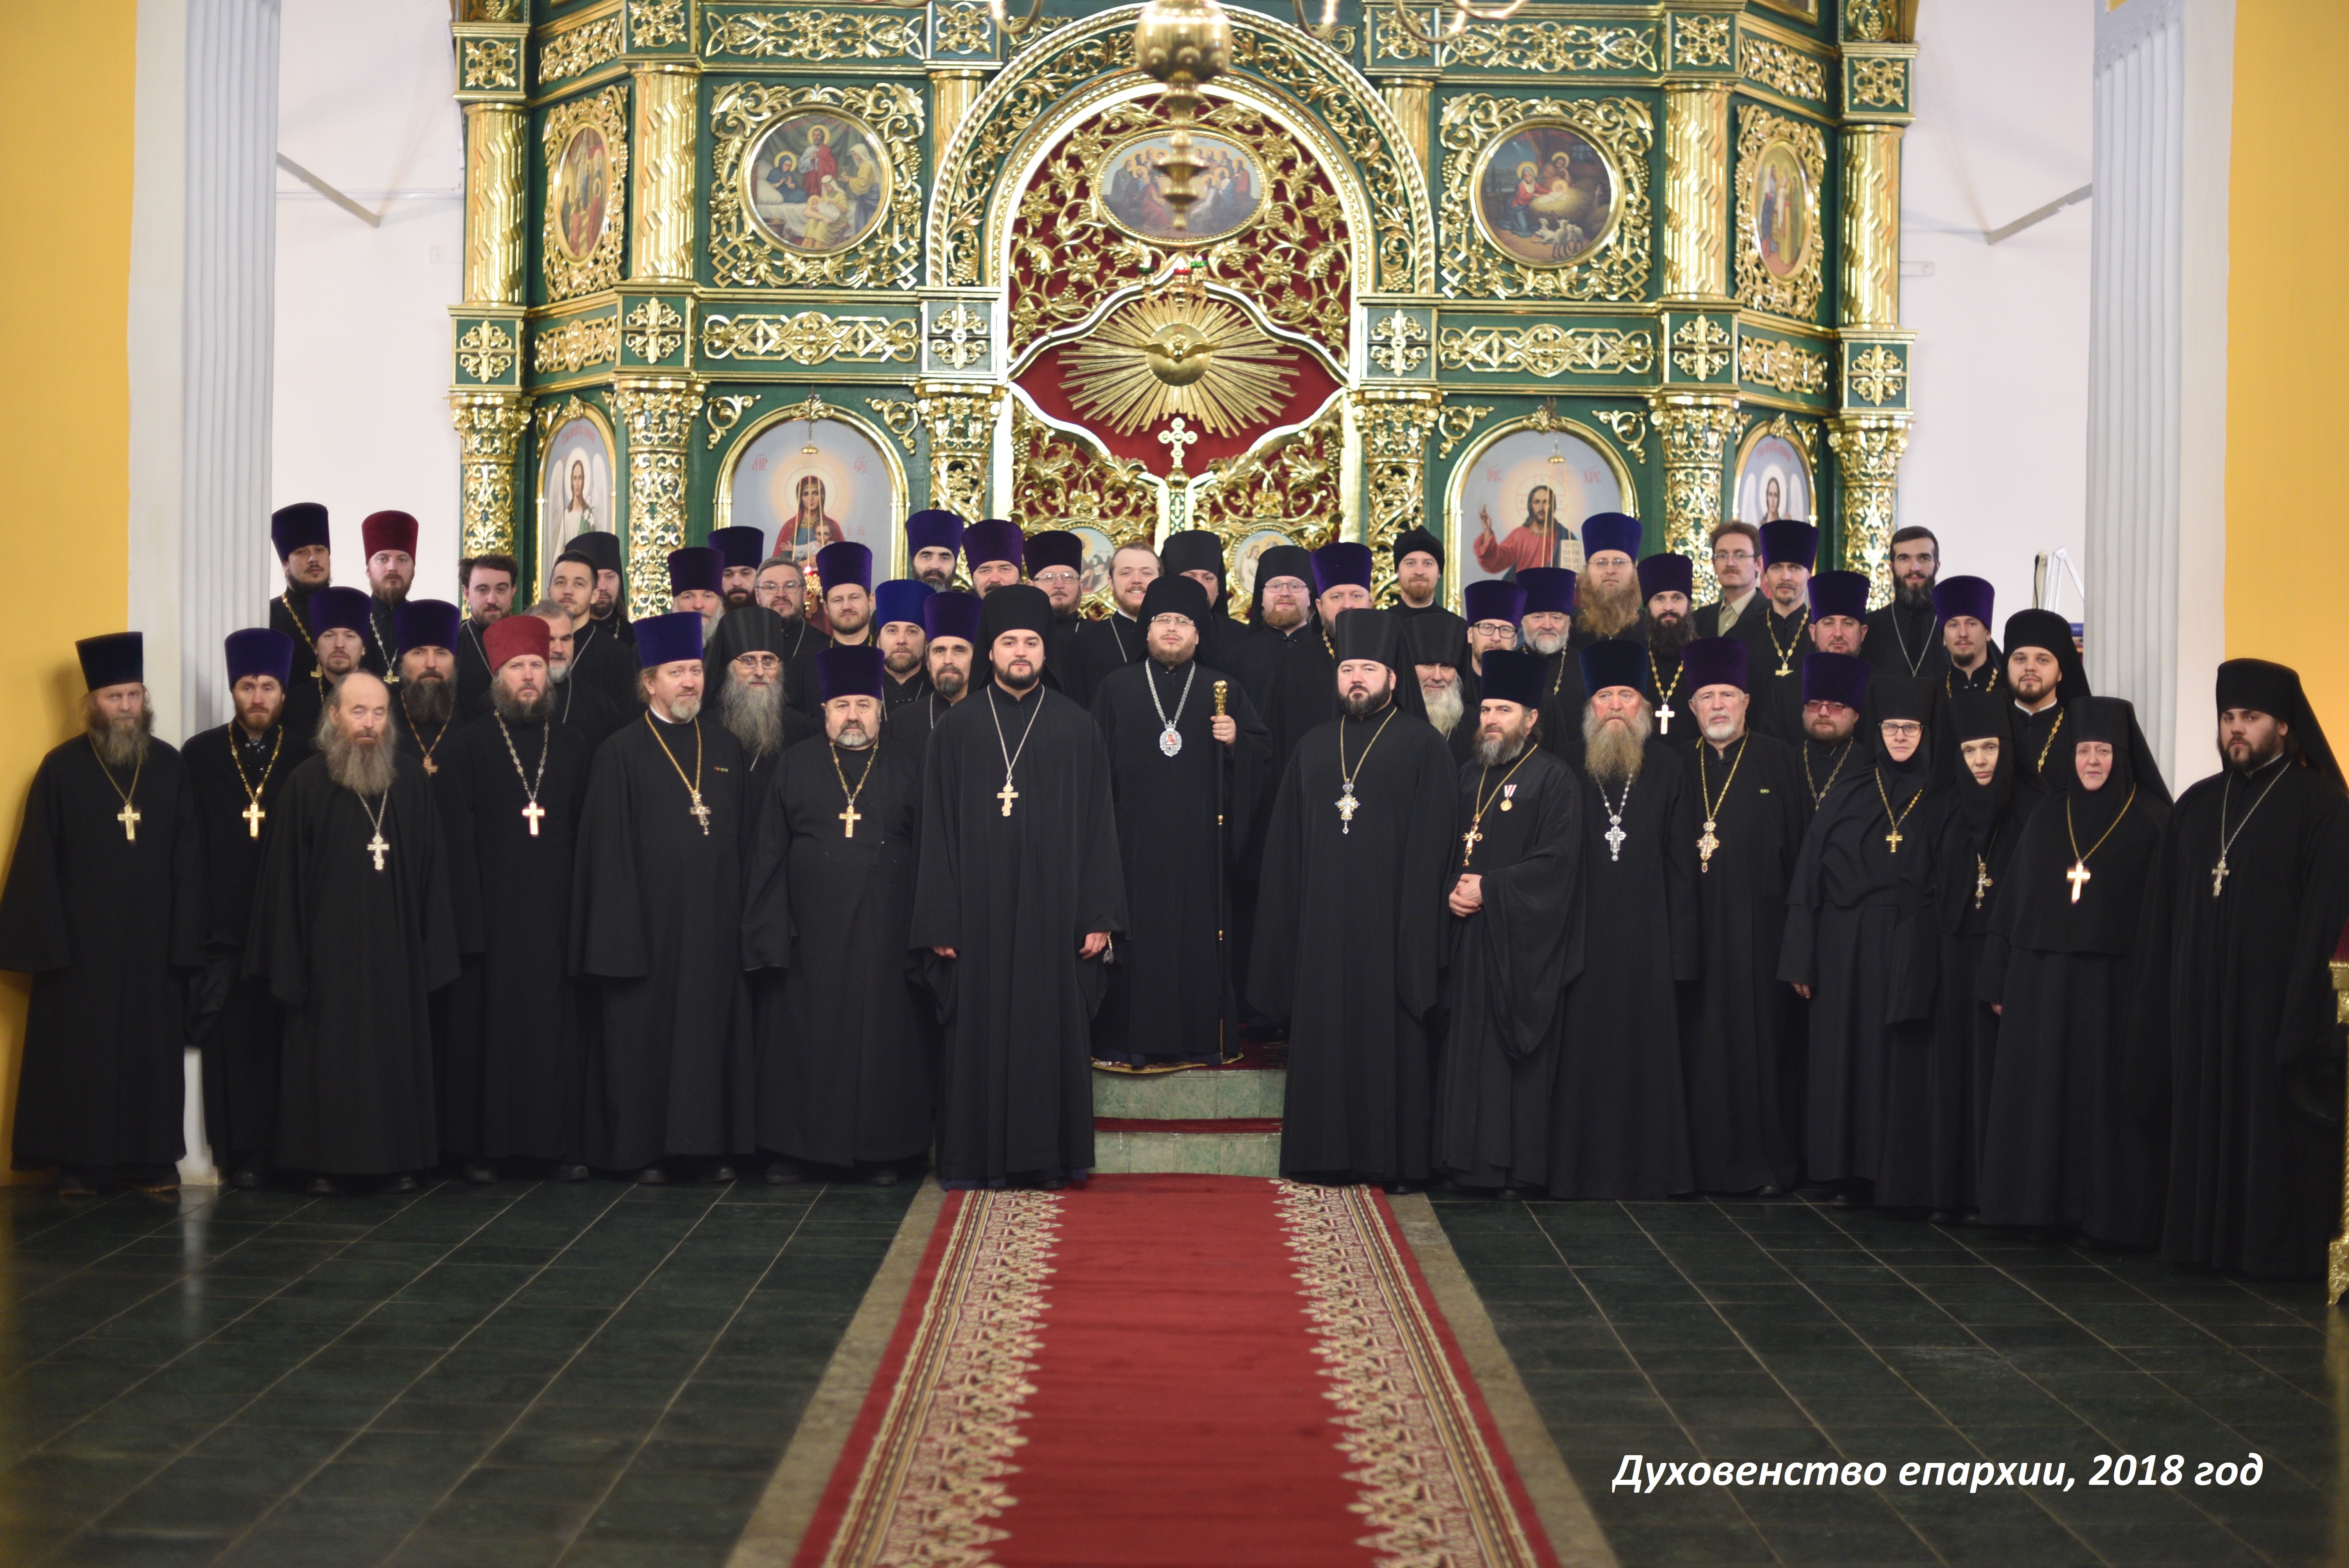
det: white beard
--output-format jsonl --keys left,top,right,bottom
{"left": 1424, "top": 680, "right": 1464, "bottom": 737}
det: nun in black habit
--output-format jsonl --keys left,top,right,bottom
{"left": 1975, "top": 696, "right": 2171, "bottom": 1242}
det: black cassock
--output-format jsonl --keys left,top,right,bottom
{"left": 1533, "top": 649, "right": 1590, "bottom": 768}
{"left": 270, "top": 587, "right": 322, "bottom": 686}
{"left": 1779, "top": 761, "right": 1934, "bottom": 1188}
{"left": 1090, "top": 658, "right": 1271, "bottom": 1064}
{"left": 568, "top": 617, "right": 644, "bottom": 711}
{"left": 1974, "top": 778, "right": 2167, "bottom": 1240}
{"left": 911, "top": 685, "right": 1126, "bottom": 1186}
{"left": 1797, "top": 735, "right": 1866, "bottom": 825}
{"left": 1864, "top": 602, "right": 1949, "bottom": 685}
{"left": 1681, "top": 733, "right": 1807, "bottom": 1194}
{"left": 247, "top": 753, "right": 458, "bottom": 1175}
{"left": 1882, "top": 762, "right": 2044, "bottom": 1213}
{"left": 440, "top": 715, "right": 593, "bottom": 1162}
{"left": 1733, "top": 606, "right": 1812, "bottom": 745}
{"left": 454, "top": 620, "right": 494, "bottom": 719}
{"left": 1263, "top": 626, "right": 1339, "bottom": 771}
{"left": 886, "top": 691, "right": 960, "bottom": 772}
{"left": 570, "top": 715, "right": 756, "bottom": 1170}
{"left": 1435, "top": 747, "right": 1580, "bottom": 1190}
{"left": 884, "top": 668, "right": 932, "bottom": 715}
{"left": 1250, "top": 706, "right": 1456, "bottom": 1182}
{"left": 183, "top": 722, "right": 308, "bottom": 1171}
{"left": 2138, "top": 755, "right": 2349, "bottom": 1276}
{"left": 1647, "top": 646, "right": 1700, "bottom": 756}
{"left": 2010, "top": 700, "right": 2080, "bottom": 795}
{"left": 742, "top": 739, "right": 934, "bottom": 1165}
{"left": 1545, "top": 740, "right": 1699, "bottom": 1197}
{"left": 548, "top": 672, "right": 624, "bottom": 753}
{"left": 1070, "top": 613, "right": 1148, "bottom": 712}
{"left": 0, "top": 739, "right": 204, "bottom": 1174}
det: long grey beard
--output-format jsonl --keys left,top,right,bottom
{"left": 319, "top": 723, "right": 397, "bottom": 797}
{"left": 1582, "top": 704, "right": 1651, "bottom": 789}
{"left": 1525, "top": 629, "right": 1567, "bottom": 657}
{"left": 720, "top": 677, "right": 784, "bottom": 757}
{"left": 85, "top": 708, "right": 152, "bottom": 771}
{"left": 490, "top": 684, "right": 551, "bottom": 724}
{"left": 1473, "top": 732, "right": 1527, "bottom": 768}
{"left": 1424, "top": 680, "right": 1463, "bottom": 737}
{"left": 1576, "top": 579, "right": 1642, "bottom": 640}
{"left": 402, "top": 676, "right": 455, "bottom": 729}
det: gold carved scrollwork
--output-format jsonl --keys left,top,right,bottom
{"left": 1191, "top": 397, "right": 1346, "bottom": 561}
{"left": 458, "top": 320, "right": 518, "bottom": 382}
{"left": 612, "top": 382, "right": 704, "bottom": 614}
{"left": 541, "top": 88, "right": 629, "bottom": 302}
{"left": 448, "top": 394, "right": 533, "bottom": 559}
{"left": 929, "top": 304, "right": 988, "bottom": 371}
{"left": 866, "top": 397, "right": 921, "bottom": 451}
{"left": 1372, "top": 11, "right": 1429, "bottom": 61}
{"left": 1734, "top": 106, "right": 1826, "bottom": 319}
{"left": 1432, "top": 403, "right": 1492, "bottom": 460}
{"left": 1590, "top": 408, "right": 1649, "bottom": 464}
{"left": 630, "top": 0, "right": 687, "bottom": 48}
{"left": 1007, "top": 100, "right": 1351, "bottom": 358}
{"left": 1353, "top": 390, "right": 1444, "bottom": 606}
{"left": 1010, "top": 404, "right": 1157, "bottom": 547}
{"left": 915, "top": 382, "right": 1005, "bottom": 518}
{"left": 1848, "top": 344, "right": 1907, "bottom": 405}
{"left": 701, "top": 11, "right": 924, "bottom": 61}
{"left": 462, "top": 38, "right": 519, "bottom": 91}
{"left": 1650, "top": 394, "right": 1739, "bottom": 603}
{"left": 533, "top": 314, "right": 619, "bottom": 374}
{"left": 537, "top": 17, "right": 620, "bottom": 86}
{"left": 1738, "top": 37, "right": 1828, "bottom": 103}
{"left": 1445, "top": 23, "right": 1658, "bottom": 73}
{"left": 1369, "top": 311, "right": 1428, "bottom": 377}
{"left": 1671, "top": 14, "right": 1731, "bottom": 68}
{"left": 624, "top": 298, "right": 687, "bottom": 364}
{"left": 710, "top": 83, "right": 924, "bottom": 290}
{"left": 941, "top": 32, "right": 1123, "bottom": 287}
{"left": 1850, "top": 58, "right": 1908, "bottom": 110}
{"left": 1435, "top": 323, "right": 1656, "bottom": 378}
{"left": 1439, "top": 95, "right": 1653, "bottom": 301}
{"left": 705, "top": 395, "right": 761, "bottom": 450}
{"left": 1845, "top": 0, "right": 1898, "bottom": 43}
{"left": 1739, "top": 335, "right": 1829, "bottom": 396}
{"left": 1827, "top": 414, "right": 1908, "bottom": 604}
{"left": 936, "top": 4, "right": 991, "bottom": 53}
{"left": 1672, "top": 317, "right": 1733, "bottom": 381}
{"left": 699, "top": 311, "right": 920, "bottom": 365}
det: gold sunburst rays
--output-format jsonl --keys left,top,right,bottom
{"left": 1059, "top": 296, "right": 1298, "bottom": 437}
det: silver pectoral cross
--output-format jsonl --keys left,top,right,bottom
{"left": 1656, "top": 705, "right": 1672, "bottom": 735}
{"left": 2211, "top": 857, "right": 2228, "bottom": 898}
{"left": 1604, "top": 815, "right": 1627, "bottom": 862}
{"left": 366, "top": 831, "right": 389, "bottom": 872}
{"left": 2066, "top": 860, "right": 2092, "bottom": 903}
{"left": 1336, "top": 784, "right": 1360, "bottom": 834}
{"left": 997, "top": 778, "right": 1019, "bottom": 817}
{"left": 522, "top": 800, "right": 545, "bottom": 837}
{"left": 117, "top": 802, "right": 140, "bottom": 843}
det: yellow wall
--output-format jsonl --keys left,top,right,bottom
{"left": 0, "top": 10, "right": 139, "bottom": 1151}
{"left": 2226, "top": 0, "right": 2349, "bottom": 742}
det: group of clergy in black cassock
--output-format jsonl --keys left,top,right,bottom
{"left": 3, "top": 501, "right": 2345, "bottom": 1278}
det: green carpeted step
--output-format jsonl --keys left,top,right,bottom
{"left": 1091, "top": 1067, "right": 1285, "bottom": 1120}
{"left": 1093, "top": 1127, "right": 1282, "bottom": 1177}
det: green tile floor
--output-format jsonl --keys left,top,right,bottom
{"left": 1435, "top": 1190, "right": 2349, "bottom": 1568}
{"left": 0, "top": 1178, "right": 911, "bottom": 1568}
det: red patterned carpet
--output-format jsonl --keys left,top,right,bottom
{"left": 794, "top": 1173, "right": 1557, "bottom": 1568}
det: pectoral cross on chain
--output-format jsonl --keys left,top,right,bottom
{"left": 1696, "top": 819, "right": 1719, "bottom": 873}
{"left": 688, "top": 791, "right": 712, "bottom": 835}
{"left": 1884, "top": 823, "right": 1904, "bottom": 854}
{"left": 996, "top": 779, "right": 1019, "bottom": 818}
{"left": 366, "top": 831, "right": 389, "bottom": 873}
{"left": 241, "top": 799, "right": 265, "bottom": 839}
{"left": 2066, "top": 860, "right": 2092, "bottom": 903}
{"left": 2211, "top": 857, "right": 2230, "bottom": 898}
{"left": 1656, "top": 705, "right": 1673, "bottom": 736}
{"left": 839, "top": 801, "right": 862, "bottom": 838}
{"left": 1336, "top": 786, "right": 1360, "bottom": 834}
{"left": 1603, "top": 819, "right": 1627, "bottom": 861}
{"left": 116, "top": 802, "right": 140, "bottom": 843}
{"left": 1973, "top": 861, "right": 1993, "bottom": 909}
{"left": 1461, "top": 823, "right": 1482, "bottom": 860}
{"left": 521, "top": 801, "right": 545, "bottom": 837}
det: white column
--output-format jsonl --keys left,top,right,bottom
{"left": 2085, "top": 0, "right": 2233, "bottom": 787}
{"left": 180, "top": 0, "right": 281, "bottom": 737}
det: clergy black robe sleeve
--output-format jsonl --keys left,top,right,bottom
{"left": 741, "top": 772, "right": 795, "bottom": 974}
{"left": 570, "top": 747, "right": 652, "bottom": 980}
{"left": 1468, "top": 760, "right": 1581, "bottom": 1058}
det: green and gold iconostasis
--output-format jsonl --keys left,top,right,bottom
{"left": 446, "top": 0, "right": 1918, "bottom": 617}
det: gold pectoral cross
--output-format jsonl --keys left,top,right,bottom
{"left": 241, "top": 799, "right": 265, "bottom": 839}
{"left": 421, "top": 756, "right": 437, "bottom": 776}
{"left": 2066, "top": 860, "right": 2092, "bottom": 903}
{"left": 2211, "top": 857, "right": 2229, "bottom": 897}
{"left": 1697, "top": 818, "right": 1720, "bottom": 873}
{"left": 840, "top": 801, "right": 862, "bottom": 838}
{"left": 1775, "top": 658, "right": 1792, "bottom": 678}
{"left": 367, "top": 831, "right": 389, "bottom": 872}
{"left": 996, "top": 779, "right": 1019, "bottom": 817}
{"left": 1461, "top": 823, "right": 1482, "bottom": 861}
{"left": 522, "top": 801, "right": 545, "bottom": 837}
{"left": 117, "top": 802, "right": 140, "bottom": 843}
{"left": 688, "top": 791, "right": 711, "bottom": 835}
{"left": 1336, "top": 785, "right": 1359, "bottom": 834}
{"left": 1974, "top": 860, "right": 1992, "bottom": 910}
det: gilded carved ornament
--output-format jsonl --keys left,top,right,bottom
{"left": 709, "top": 83, "right": 924, "bottom": 290}
{"left": 541, "top": 88, "right": 629, "bottom": 302}
{"left": 461, "top": 38, "right": 520, "bottom": 91}
{"left": 537, "top": 17, "right": 622, "bottom": 86}
{"left": 1732, "top": 106, "right": 1826, "bottom": 320}
{"left": 1849, "top": 58, "right": 1908, "bottom": 111}
{"left": 915, "top": 382, "right": 1005, "bottom": 519}
{"left": 705, "top": 395, "right": 761, "bottom": 450}
{"left": 1191, "top": 397, "right": 1346, "bottom": 558}
{"left": 612, "top": 382, "right": 704, "bottom": 613}
{"left": 1369, "top": 311, "right": 1428, "bottom": 377}
{"left": 1827, "top": 414, "right": 1907, "bottom": 600}
{"left": 1845, "top": 0, "right": 1900, "bottom": 43}
{"left": 458, "top": 320, "right": 519, "bottom": 382}
{"left": 533, "top": 314, "right": 620, "bottom": 374}
{"left": 1589, "top": 408, "right": 1649, "bottom": 464}
{"left": 1435, "top": 324, "right": 1655, "bottom": 378}
{"left": 1060, "top": 295, "right": 1298, "bottom": 438}
{"left": 534, "top": 393, "right": 608, "bottom": 440}
{"left": 1847, "top": 344, "right": 1907, "bottom": 405}
{"left": 866, "top": 397, "right": 923, "bottom": 451}
{"left": 701, "top": 11, "right": 925, "bottom": 62}
{"left": 1354, "top": 391, "right": 1445, "bottom": 605}
{"left": 629, "top": 0, "right": 687, "bottom": 48}
{"left": 1432, "top": 403, "right": 1492, "bottom": 460}
{"left": 623, "top": 299, "right": 687, "bottom": 364}
{"left": 449, "top": 395, "right": 533, "bottom": 559}
{"left": 1010, "top": 403, "right": 1158, "bottom": 546}
{"left": 1671, "top": 14, "right": 1731, "bottom": 68}
{"left": 936, "top": 4, "right": 992, "bottom": 54}
{"left": 699, "top": 311, "right": 920, "bottom": 365}
{"left": 1650, "top": 396, "right": 1742, "bottom": 602}
{"left": 930, "top": 304, "right": 989, "bottom": 371}
{"left": 1671, "top": 317, "right": 1733, "bottom": 381}
{"left": 1738, "top": 334, "right": 1829, "bottom": 396}
{"left": 1742, "top": 410, "right": 1818, "bottom": 464}
{"left": 1438, "top": 95, "right": 1653, "bottom": 301}
{"left": 1444, "top": 23, "right": 1658, "bottom": 74}
{"left": 1738, "top": 37, "right": 1828, "bottom": 103}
